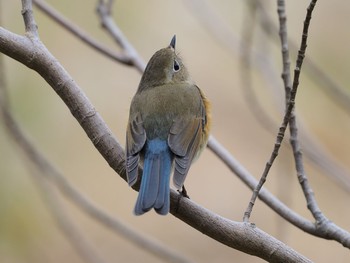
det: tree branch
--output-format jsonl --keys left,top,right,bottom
{"left": 252, "top": 0, "right": 350, "bottom": 192}
{"left": 21, "top": 0, "right": 38, "bottom": 37}
{"left": 274, "top": 0, "right": 350, "bottom": 247}
{"left": 96, "top": 0, "right": 146, "bottom": 72}
{"left": 32, "top": 0, "right": 136, "bottom": 67}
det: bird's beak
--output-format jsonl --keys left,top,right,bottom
{"left": 169, "top": 35, "right": 176, "bottom": 49}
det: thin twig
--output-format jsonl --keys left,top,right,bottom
{"left": 242, "top": 1, "right": 294, "bottom": 222}
{"left": 277, "top": 0, "right": 292, "bottom": 103}
{"left": 21, "top": 0, "right": 38, "bottom": 37}
{"left": 254, "top": 1, "right": 350, "bottom": 117}
{"left": 208, "top": 137, "right": 317, "bottom": 234}
{"left": 252, "top": 1, "right": 350, "bottom": 193}
{"left": 96, "top": 0, "right": 146, "bottom": 72}
{"left": 33, "top": 0, "right": 134, "bottom": 67}
{"left": 243, "top": 102, "right": 293, "bottom": 222}
{"left": 240, "top": 1, "right": 288, "bottom": 222}
{"left": 288, "top": 0, "right": 325, "bottom": 223}
{"left": 243, "top": 0, "right": 317, "bottom": 222}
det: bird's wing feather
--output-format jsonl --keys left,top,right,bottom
{"left": 126, "top": 112, "right": 146, "bottom": 186}
{"left": 168, "top": 98, "right": 206, "bottom": 189}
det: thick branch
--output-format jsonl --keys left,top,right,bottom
{"left": 171, "top": 195, "right": 311, "bottom": 263}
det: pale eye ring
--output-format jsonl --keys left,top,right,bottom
{"left": 173, "top": 60, "right": 180, "bottom": 72}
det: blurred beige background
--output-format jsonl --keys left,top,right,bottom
{"left": 1, "top": 0, "right": 350, "bottom": 262}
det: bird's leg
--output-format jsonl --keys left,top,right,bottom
{"left": 178, "top": 184, "right": 190, "bottom": 199}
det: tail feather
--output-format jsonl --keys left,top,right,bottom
{"left": 134, "top": 139, "right": 172, "bottom": 215}
{"left": 154, "top": 155, "right": 171, "bottom": 214}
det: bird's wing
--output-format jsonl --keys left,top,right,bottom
{"left": 168, "top": 96, "right": 207, "bottom": 189}
{"left": 126, "top": 112, "right": 146, "bottom": 186}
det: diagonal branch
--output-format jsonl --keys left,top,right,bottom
{"left": 33, "top": 0, "right": 135, "bottom": 67}
{"left": 96, "top": 0, "right": 146, "bottom": 72}
{"left": 287, "top": 0, "right": 325, "bottom": 223}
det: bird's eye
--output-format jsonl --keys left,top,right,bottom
{"left": 173, "top": 60, "right": 180, "bottom": 72}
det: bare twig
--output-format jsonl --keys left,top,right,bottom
{"left": 287, "top": 0, "right": 324, "bottom": 222}
{"left": 277, "top": 0, "right": 292, "bottom": 102}
{"left": 21, "top": 0, "right": 38, "bottom": 37}
{"left": 96, "top": 0, "right": 146, "bottom": 72}
{"left": 254, "top": 1, "right": 350, "bottom": 117}
{"left": 208, "top": 137, "right": 316, "bottom": 234}
{"left": 260, "top": 0, "right": 349, "bottom": 244}
{"left": 243, "top": 0, "right": 315, "bottom": 224}
{"left": 252, "top": 1, "right": 350, "bottom": 192}
{"left": 242, "top": 1, "right": 296, "bottom": 222}
{"left": 243, "top": 100, "right": 294, "bottom": 222}
{"left": 32, "top": 0, "right": 134, "bottom": 67}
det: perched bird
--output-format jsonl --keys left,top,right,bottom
{"left": 126, "top": 35, "right": 211, "bottom": 215}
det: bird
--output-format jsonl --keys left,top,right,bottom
{"left": 126, "top": 35, "right": 211, "bottom": 215}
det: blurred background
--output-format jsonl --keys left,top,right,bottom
{"left": 1, "top": 0, "right": 350, "bottom": 262}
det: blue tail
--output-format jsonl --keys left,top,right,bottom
{"left": 134, "top": 139, "right": 172, "bottom": 215}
